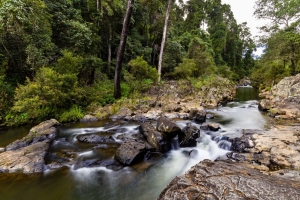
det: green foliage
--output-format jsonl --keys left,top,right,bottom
{"left": 0, "top": 76, "right": 14, "bottom": 120}
{"left": 190, "top": 75, "right": 233, "bottom": 90}
{"left": 172, "top": 58, "right": 197, "bottom": 78}
{"left": 128, "top": 56, "right": 158, "bottom": 82}
{"left": 59, "top": 106, "right": 84, "bottom": 122}
{"left": 53, "top": 50, "right": 83, "bottom": 74}
{"left": 250, "top": 59, "right": 290, "bottom": 88}
{"left": 188, "top": 37, "right": 216, "bottom": 76}
{"left": 9, "top": 67, "right": 81, "bottom": 124}
{"left": 123, "top": 56, "right": 158, "bottom": 96}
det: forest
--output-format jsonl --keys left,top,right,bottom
{"left": 0, "top": 0, "right": 299, "bottom": 126}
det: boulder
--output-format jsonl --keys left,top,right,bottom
{"left": 76, "top": 134, "right": 115, "bottom": 143}
{"left": 178, "top": 123, "right": 200, "bottom": 147}
{"left": 189, "top": 109, "right": 206, "bottom": 123}
{"left": 80, "top": 115, "right": 98, "bottom": 123}
{"left": 139, "top": 122, "right": 171, "bottom": 153}
{"left": 158, "top": 160, "right": 300, "bottom": 200}
{"left": 201, "top": 123, "right": 220, "bottom": 131}
{"left": 156, "top": 116, "right": 181, "bottom": 139}
{"left": 115, "top": 139, "right": 146, "bottom": 165}
{"left": 0, "top": 148, "right": 4, "bottom": 153}
{"left": 258, "top": 99, "right": 272, "bottom": 111}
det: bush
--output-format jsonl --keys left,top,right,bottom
{"left": 59, "top": 106, "right": 84, "bottom": 122}
{"left": 0, "top": 76, "right": 14, "bottom": 121}
{"left": 9, "top": 67, "right": 81, "bottom": 125}
{"left": 172, "top": 58, "right": 197, "bottom": 78}
{"left": 124, "top": 56, "right": 158, "bottom": 96}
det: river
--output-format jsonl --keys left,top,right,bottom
{"left": 0, "top": 87, "right": 266, "bottom": 200}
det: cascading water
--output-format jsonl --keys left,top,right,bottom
{"left": 0, "top": 87, "right": 267, "bottom": 200}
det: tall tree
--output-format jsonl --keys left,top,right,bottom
{"left": 114, "top": 0, "right": 134, "bottom": 99}
{"left": 158, "top": 0, "right": 173, "bottom": 82}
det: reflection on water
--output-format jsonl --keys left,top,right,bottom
{"left": 0, "top": 87, "right": 266, "bottom": 200}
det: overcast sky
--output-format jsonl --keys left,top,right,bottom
{"left": 221, "top": 0, "right": 267, "bottom": 55}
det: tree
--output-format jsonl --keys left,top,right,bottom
{"left": 114, "top": 0, "right": 134, "bottom": 99}
{"left": 254, "top": 0, "right": 300, "bottom": 75}
{"left": 0, "top": 0, "right": 54, "bottom": 79}
{"left": 157, "top": 0, "right": 173, "bottom": 82}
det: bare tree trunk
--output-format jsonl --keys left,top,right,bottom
{"left": 96, "top": 0, "right": 99, "bottom": 11}
{"left": 157, "top": 0, "right": 172, "bottom": 82}
{"left": 114, "top": 0, "right": 134, "bottom": 99}
{"left": 108, "top": 23, "right": 112, "bottom": 68}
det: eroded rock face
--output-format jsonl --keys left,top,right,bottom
{"left": 228, "top": 126, "right": 300, "bottom": 170}
{"left": 139, "top": 122, "right": 171, "bottom": 152}
{"left": 0, "top": 119, "right": 59, "bottom": 173}
{"left": 158, "top": 160, "right": 300, "bottom": 200}
{"left": 115, "top": 139, "right": 146, "bottom": 165}
{"left": 259, "top": 73, "right": 300, "bottom": 119}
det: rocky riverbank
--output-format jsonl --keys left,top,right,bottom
{"left": 91, "top": 79, "right": 235, "bottom": 121}
{"left": 259, "top": 73, "right": 300, "bottom": 121}
{"left": 0, "top": 119, "right": 59, "bottom": 173}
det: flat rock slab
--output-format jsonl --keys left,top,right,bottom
{"left": 158, "top": 160, "right": 300, "bottom": 200}
{"left": 0, "top": 119, "right": 59, "bottom": 173}
{"left": 0, "top": 141, "right": 50, "bottom": 173}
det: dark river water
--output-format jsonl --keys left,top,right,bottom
{"left": 0, "top": 87, "right": 266, "bottom": 200}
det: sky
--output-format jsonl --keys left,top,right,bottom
{"left": 221, "top": 0, "right": 267, "bottom": 55}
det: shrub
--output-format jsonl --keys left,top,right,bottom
{"left": 59, "top": 106, "right": 84, "bottom": 122}
{"left": 172, "top": 58, "right": 197, "bottom": 78}
{"left": 9, "top": 67, "right": 81, "bottom": 125}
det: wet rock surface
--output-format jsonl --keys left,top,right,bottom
{"left": 178, "top": 123, "right": 200, "bottom": 147}
{"left": 115, "top": 139, "right": 147, "bottom": 165}
{"left": 156, "top": 116, "right": 181, "bottom": 138}
{"left": 0, "top": 119, "right": 59, "bottom": 173}
{"left": 139, "top": 122, "right": 171, "bottom": 152}
{"left": 76, "top": 133, "right": 115, "bottom": 143}
{"left": 158, "top": 159, "right": 300, "bottom": 200}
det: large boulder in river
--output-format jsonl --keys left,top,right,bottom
{"left": 0, "top": 119, "right": 59, "bottom": 173}
{"left": 115, "top": 139, "right": 147, "bottom": 165}
{"left": 156, "top": 116, "right": 181, "bottom": 139}
{"left": 189, "top": 109, "right": 206, "bottom": 123}
{"left": 178, "top": 123, "right": 200, "bottom": 147}
{"left": 139, "top": 122, "right": 171, "bottom": 152}
{"left": 76, "top": 133, "right": 115, "bottom": 143}
{"left": 158, "top": 159, "right": 300, "bottom": 199}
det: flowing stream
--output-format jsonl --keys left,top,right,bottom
{"left": 0, "top": 87, "right": 266, "bottom": 200}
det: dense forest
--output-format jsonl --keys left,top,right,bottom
{"left": 0, "top": 0, "right": 299, "bottom": 125}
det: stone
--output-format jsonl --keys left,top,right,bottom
{"left": 76, "top": 134, "right": 115, "bottom": 143}
{"left": 139, "top": 122, "right": 171, "bottom": 153}
{"left": 115, "top": 139, "right": 146, "bottom": 165}
{"left": 0, "top": 141, "right": 50, "bottom": 173}
{"left": 0, "top": 119, "right": 59, "bottom": 173}
{"left": 158, "top": 160, "right": 300, "bottom": 200}
{"left": 0, "top": 148, "right": 4, "bottom": 153}
{"left": 156, "top": 116, "right": 181, "bottom": 139}
{"left": 189, "top": 109, "right": 206, "bottom": 123}
{"left": 178, "top": 123, "right": 200, "bottom": 147}
{"left": 80, "top": 115, "right": 98, "bottom": 123}
{"left": 208, "top": 123, "right": 220, "bottom": 131}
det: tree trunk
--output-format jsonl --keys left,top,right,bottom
{"left": 108, "top": 23, "right": 112, "bottom": 70}
{"left": 114, "top": 0, "right": 134, "bottom": 99}
{"left": 157, "top": 0, "right": 172, "bottom": 82}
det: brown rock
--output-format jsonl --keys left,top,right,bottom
{"left": 158, "top": 160, "right": 300, "bottom": 200}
